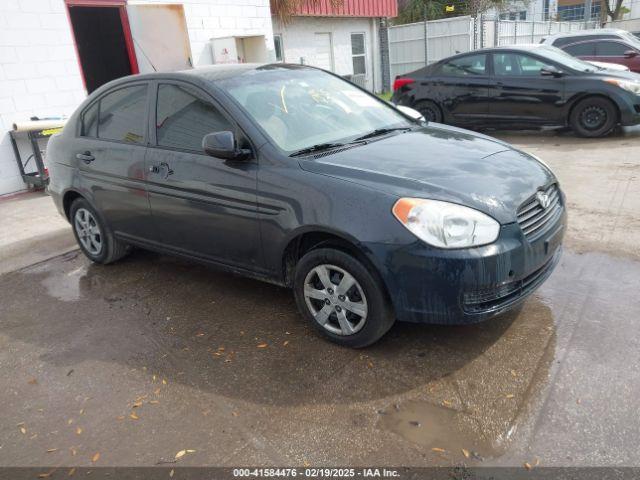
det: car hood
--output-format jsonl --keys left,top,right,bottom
{"left": 298, "top": 124, "right": 556, "bottom": 224}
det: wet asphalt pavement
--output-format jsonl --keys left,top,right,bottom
{"left": 1, "top": 127, "right": 639, "bottom": 468}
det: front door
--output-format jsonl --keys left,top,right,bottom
{"left": 145, "top": 81, "right": 262, "bottom": 270}
{"left": 76, "top": 82, "right": 154, "bottom": 241}
{"left": 313, "top": 33, "right": 334, "bottom": 71}
{"left": 488, "top": 52, "right": 565, "bottom": 124}
{"left": 593, "top": 40, "right": 640, "bottom": 73}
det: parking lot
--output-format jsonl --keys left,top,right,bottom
{"left": 1, "top": 127, "right": 639, "bottom": 469}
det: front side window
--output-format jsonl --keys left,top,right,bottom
{"left": 351, "top": 33, "right": 366, "bottom": 75}
{"left": 221, "top": 67, "right": 411, "bottom": 153}
{"left": 156, "top": 83, "right": 232, "bottom": 153}
{"left": 97, "top": 85, "right": 148, "bottom": 144}
{"left": 596, "top": 41, "right": 632, "bottom": 56}
{"left": 493, "top": 53, "right": 553, "bottom": 76}
{"left": 438, "top": 54, "right": 486, "bottom": 76}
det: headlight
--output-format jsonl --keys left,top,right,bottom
{"left": 392, "top": 198, "right": 500, "bottom": 248}
{"left": 605, "top": 78, "right": 640, "bottom": 94}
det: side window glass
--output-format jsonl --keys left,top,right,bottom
{"left": 596, "top": 41, "right": 630, "bottom": 56}
{"left": 156, "top": 83, "right": 233, "bottom": 153}
{"left": 564, "top": 42, "right": 596, "bottom": 56}
{"left": 494, "top": 53, "right": 552, "bottom": 76}
{"left": 98, "top": 85, "right": 148, "bottom": 144}
{"left": 82, "top": 102, "right": 99, "bottom": 137}
{"left": 438, "top": 54, "right": 486, "bottom": 76}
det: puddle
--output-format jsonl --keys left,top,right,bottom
{"left": 380, "top": 401, "right": 498, "bottom": 460}
{"left": 25, "top": 253, "right": 87, "bottom": 302}
{"left": 378, "top": 297, "right": 558, "bottom": 462}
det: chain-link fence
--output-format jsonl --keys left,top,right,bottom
{"left": 475, "top": 16, "right": 600, "bottom": 48}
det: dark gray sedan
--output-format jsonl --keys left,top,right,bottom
{"left": 47, "top": 64, "right": 565, "bottom": 347}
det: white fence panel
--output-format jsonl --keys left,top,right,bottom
{"left": 607, "top": 18, "right": 640, "bottom": 34}
{"left": 388, "top": 16, "right": 472, "bottom": 81}
{"left": 388, "top": 22, "right": 426, "bottom": 82}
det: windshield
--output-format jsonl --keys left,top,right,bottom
{"left": 537, "top": 45, "right": 601, "bottom": 71}
{"left": 620, "top": 31, "right": 640, "bottom": 48}
{"left": 221, "top": 67, "right": 411, "bottom": 153}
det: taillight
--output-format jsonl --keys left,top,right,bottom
{"left": 393, "top": 77, "right": 415, "bottom": 91}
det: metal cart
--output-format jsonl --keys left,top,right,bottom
{"left": 9, "top": 117, "right": 66, "bottom": 189}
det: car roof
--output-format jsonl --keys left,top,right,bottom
{"left": 543, "top": 28, "right": 628, "bottom": 40}
{"left": 94, "top": 63, "right": 314, "bottom": 92}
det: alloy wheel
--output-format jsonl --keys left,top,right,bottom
{"left": 74, "top": 208, "right": 102, "bottom": 256}
{"left": 303, "top": 264, "right": 368, "bottom": 336}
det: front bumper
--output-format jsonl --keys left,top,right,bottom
{"left": 366, "top": 209, "right": 566, "bottom": 325}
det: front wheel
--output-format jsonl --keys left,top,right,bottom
{"left": 293, "top": 248, "right": 395, "bottom": 348}
{"left": 570, "top": 97, "right": 617, "bottom": 138}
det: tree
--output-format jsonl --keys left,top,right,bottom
{"left": 601, "top": 0, "right": 630, "bottom": 21}
{"left": 396, "top": 0, "right": 508, "bottom": 24}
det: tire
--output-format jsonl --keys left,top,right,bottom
{"left": 69, "top": 197, "right": 130, "bottom": 264}
{"left": 293, "top": 248, "right": 395, "bottom": 348}
{"left": 569, "top": 97, "right": 617, "bottom": 138}
{"left": 414, "top": 100, "right": 443, "bottom": 123}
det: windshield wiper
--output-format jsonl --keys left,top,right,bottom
{"left": 353, "top": 127, "right": 412, "bottom": 142}
{"left": 289, "top": 142, "right": 346, "bottom": 157}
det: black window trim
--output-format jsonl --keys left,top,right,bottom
{"left": 78, "top": 81, "right": 150, "bottom": 147}
{"left": 149, "top": 79, "right": 256, "bottom": 159}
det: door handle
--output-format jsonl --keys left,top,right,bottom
{"left": 149, "top": 162, "right": 174, "bottom": 179}
{"left": 76, "top": 152, "right": 95, "bottom": 164}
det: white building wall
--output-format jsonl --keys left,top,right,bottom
{"left": 0, "top": 0, "right": 274, "bottom": 196}
{"left": 273, "top": 16, "right": 382, "bottom": 92}
{"left": 0, "top": 0, "right": 85, "bottom": 196}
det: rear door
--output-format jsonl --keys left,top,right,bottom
{"left": 145, "top": 81, "right": 262, "bottom": 270}
{"left": 76, "top": 82, "right": 155, "bottom": 241}
{"left": 429, "top": 53, "right": 490, "bottom": 123}
{"left": 488, "top": 52, "right": 565, "bottom": 124}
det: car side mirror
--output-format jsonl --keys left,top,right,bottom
{"left": 623, "top": 50, "right": 638, "bottom": 58}
{"left": 202, "top": 131, "right": 251, "bottom": 160}
{"left": 540, "top": 66, "right": 564, "bottom": 77}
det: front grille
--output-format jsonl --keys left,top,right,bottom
{"left": 517, "top": 183, "right": 562, "bottom": 239}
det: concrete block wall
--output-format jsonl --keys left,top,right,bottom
{"left": 273, "top": 16, "right": 382, "bottom": 92}
{"left": 0, "top": 0, "right": 274, "bottom": 196}
{"left": 0, "top": 0, "right": 86, "bottom": 196}
{"left": 134, "top": 0, "right": 274, "bottom": 66}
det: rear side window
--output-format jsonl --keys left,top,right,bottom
{"left": 82, "top": 102, "right": 99, "bottom": 137}
{"left": 596, "top": 41, "right": 631, "bottom": 56}
{"left": 96, "top": 85, "right": 148, "bottom": 144}
{"left": 564, "top": 42, "right": 596, "bottom": 56}
{"left": 156, "top": 83, "right": 232, "bottom": 153}
{"left": 437, "top": 54, "right": 486, "bottom": 76}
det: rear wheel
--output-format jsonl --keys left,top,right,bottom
{"left": 70, "top": 198, "right": 130, "bottom": 264}
{"left": 293, "top": 248, "right": 395, "bottom": 348}
{"left": 570, "top": 97, "right": 617, "bottom": 138}
{"left": 414, "top": 100, "right": 443, "bottom": 123}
